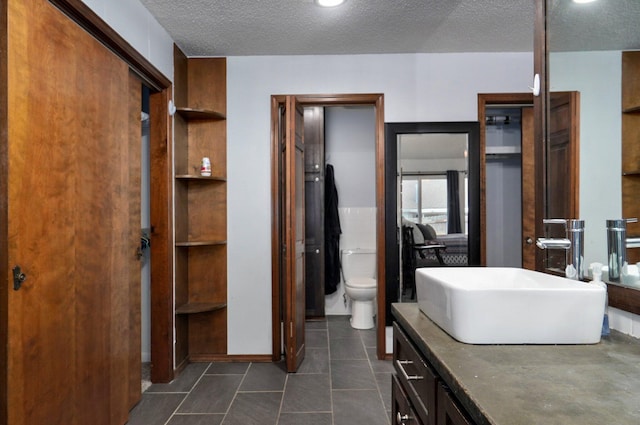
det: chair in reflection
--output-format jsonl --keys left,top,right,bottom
{"left": 401, "top": 224, "right": 446, "bottom": 300}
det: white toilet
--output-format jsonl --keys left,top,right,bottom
{"left": 341, "top": 248, "right": 377, "bottom": 329}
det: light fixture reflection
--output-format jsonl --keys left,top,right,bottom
{"left": 315, "top": 0, "right": 346, "bottom": 7}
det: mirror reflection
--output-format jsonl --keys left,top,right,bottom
{"left": 399, "top": 134, "right": 469, "bottom": 301}
{"left": 547, "top": 0, "right": 640, "bottom": 289}
{"left": 383, "top": 121, "right": 480, "bottom": 314}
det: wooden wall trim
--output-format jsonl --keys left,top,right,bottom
{"left": 294, "top": 93, "right": 384, "bottom": 106}
{"left": 270, "top": 95, "right": 283, "bottom": 362}
{"left": 0, "top": 0, "right": 8, "bottom": 420}
{"left": 48, "top": 0, "right": 170, "bottom": 91}
{"left": 534, "top": 0, "right": 547, "bottom": 272}
{"left": 373, "top": 94, "right": 386, "bottom": 360}
{"left": 149, "top": 88, "right": 175, "bottom": 383}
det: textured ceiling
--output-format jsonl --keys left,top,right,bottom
{"left": 138, "top": 0, "right": 639, "bottom": 57}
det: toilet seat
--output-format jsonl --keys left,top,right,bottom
{"left": 345, "top": 277, "right": 376, "bottom": 289}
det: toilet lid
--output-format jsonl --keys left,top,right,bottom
{"left": 346, "top": 277, "right": 376, "bottom": 288}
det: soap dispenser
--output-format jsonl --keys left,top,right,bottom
{"left": 590, "top": 262, "right": 610, "bottom": 337}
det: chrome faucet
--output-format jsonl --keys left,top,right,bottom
{"left": 606, "top": 218, "right": 637, "bottom": 282}
{"left": 536, "top": 219, "right": 585, "bottom": 280}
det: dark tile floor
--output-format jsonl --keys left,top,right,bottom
{"left": 128, "top": 316, "right": 393, "bottom": 425}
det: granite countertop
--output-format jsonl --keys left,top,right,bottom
{"left": 392, "top": 303, "right": 640, "bottom": 425}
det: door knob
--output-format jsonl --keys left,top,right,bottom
{"left": 396, "top": 412, "right": 410, "bottom": 425}
{"left": 13, "top": 265, "right": 26, "bottom": 291}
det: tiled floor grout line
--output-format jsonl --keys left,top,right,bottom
{"left": 363, "top": 329, "right": 391, "bottom": 422}
{"left": 274, "top": 373, "right": 289, "bottom": 425}
{"left": 327, "top": 322, "right": 335, "bottom": 425}
{"left": 162, "top": 362, "right": 213, "bottom": 425}
{"left": 218, "top": 362, "right": 252, "bottom": 424}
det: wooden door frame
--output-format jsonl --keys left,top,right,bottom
{"left": 271, "top": 93, "right": 387, "bottom": 361}
{"left": 39, "top": 0, "right": 175, "bottom": 383}
{"left": 477, "top": 93, "right": 534, "bottom": 266}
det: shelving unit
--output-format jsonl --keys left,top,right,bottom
{"left": 173, "top": 47, "right": 227, "bottom": 364}
{"left": 622, "top": 51, "right": 640, "bottom": 264}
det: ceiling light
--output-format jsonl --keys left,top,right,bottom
{"left": 315, "top": 0, "right": 345, "bottom": 7}
{"left": 572, "top": 0, "right": 597, "bottom": 3}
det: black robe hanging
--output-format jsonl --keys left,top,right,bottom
{"left": 324, "top": 164, "right": 341, "bottom": 295}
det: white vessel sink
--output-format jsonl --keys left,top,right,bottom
{"left": 415, "top": 267, "right": 606, "bottom": 344}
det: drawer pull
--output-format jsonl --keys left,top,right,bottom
{"left": 395, "top": 359, "right": 424, "bottom": 381}
{"left": 396, "top": 412, "right": 411, "bottom": 425}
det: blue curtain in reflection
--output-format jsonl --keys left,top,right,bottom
{"left": 446, "top": 170, "right": 462, "bottom": 234}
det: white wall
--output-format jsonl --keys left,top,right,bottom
{"left": 227, "top": 52, "right": 534, "bottom": 354}
{"left": 550, "top": 50, "right": 640, "bottom": 335}
{"left": 325, "top": 106, "right": 376, "bottom": 208}
{"left": 80, "top": 0, "right": 174, "bottom": 80}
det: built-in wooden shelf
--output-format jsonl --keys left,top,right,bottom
{"left": 175, "top": 302, "right": 227, "bottom": 315}
{"left": 173, "top": 52, "right": 228, "bottom": 365}
{"left": 176, "top": 107, "right": 226, "bottom": 121}
{"left": 175, "top": 240, "right": 227, "bottom": 247}
{"left": 607, "top": 283, "right": 640, "bottom": 316}
{"left": 175, "top": 174, "right": 226, "bottom": 181}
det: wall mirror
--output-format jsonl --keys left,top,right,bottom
{"left": 546, "top": 0, "right": 640, "bottom": 313}
{"left": 384, "top": 122, "right": 480, "bottom": 323}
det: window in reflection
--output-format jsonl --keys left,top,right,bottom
{"left": 401, "top": 175, "right": 468, "bottom": 235}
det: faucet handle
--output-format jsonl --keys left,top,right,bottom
{"left": 543, "top": 218, "right": 568, "bottom": 229}
{"left": 543, "top": 218, "right": 567, "bottom": 225}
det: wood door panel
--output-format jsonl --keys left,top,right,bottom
{"left": 127, "top": 72, "right": 142, "bottom": 411}
{"left": 303, "top": 106, "right": 324, "bottom": 317}
{"left": 543, "top": 92, "right": 579, "bottom": 274}
{"left": 284, "top": 97, "right": 305, "bottom": 372}
{"left": 521, "top": 107, "right": 536, "bottom": 270}
{"left": 6, "top": 1, "right": 139, "bottom": 424}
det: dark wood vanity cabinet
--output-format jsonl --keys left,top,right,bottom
{"left": 393, "top": 323, "right": 475, "bottom": 425}
{"left": 437, "top": 385, "right": 474, "bottom": 425}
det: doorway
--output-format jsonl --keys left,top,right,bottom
{"left": 271, "top": 94, "right": 388, "bottom": 365}
{"left": 478, "top": 93, "right": 534, "bottom": 268}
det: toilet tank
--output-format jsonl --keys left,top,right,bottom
{"left": 341, "top": 248, "right": 376, "bottom": 279}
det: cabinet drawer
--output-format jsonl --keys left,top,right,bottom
{"left": 392, "top": 374, "right": 423, "bottom": 425}
{"left": 437, "top": 383, "right": 474, "bottom": 425}
{"left": 393, "top": 322, "right": 438, "bottom": 425}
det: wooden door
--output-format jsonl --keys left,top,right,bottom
{"left": 521, "top": 107, "right": 537, "bottom": 269}
{"left": 540, "top": 91, "right": 580, "bottom": 274}
{"left": 3, "top": 1, "right": 141, "bottom": 424}
{"left": 303, "top": 107, "right": 325, "bottom": 318}
{"left": 284, "top": 96, "right": 306, "bottom": 372}
{"left": 127, "top": 75, "right": 143, "bottom": 410}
